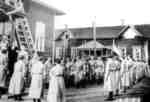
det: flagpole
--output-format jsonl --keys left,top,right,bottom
{"left": 93, "top": 16, "right": 96, "bottom": 57}
{"left": 64, "top": 24, "right": 68, "bottom": 59}
{"left": 52, "top": 29, "right": 55, "bottom": 64}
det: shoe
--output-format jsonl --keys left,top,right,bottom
{"left": 104, "top": 97, "right": 115, "bottom": 101}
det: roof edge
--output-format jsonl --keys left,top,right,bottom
{"left": 32, "top": 0, "right": 65, "bottom": 15}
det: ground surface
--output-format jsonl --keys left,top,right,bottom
{"left": 0, "top": 85, "right": 111, "bottom": 102}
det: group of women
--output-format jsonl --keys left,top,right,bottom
{"left": 104, "top": 55, "right": 150, "bottom": 101}
{"left": 6, "top": 51, "right": 66, "bottom": 102}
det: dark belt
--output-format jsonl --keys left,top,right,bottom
{"left": 56, "top": 74, "right": 63, "bottom": 77}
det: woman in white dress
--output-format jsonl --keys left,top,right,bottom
{"left": 0, "top": 49, "right": 8, "bottom": 88}
{"left": 29, "top": 53, "right": 44, "bottom": 102}
{"left": 8, "top": 55, "right": 26, "bottom": 100}
{"left": 47, "top": 59, "right": 66, "bottom": 102}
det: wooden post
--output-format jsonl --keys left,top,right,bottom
{"left": 144, "top": 40, "right": 149, "bottom": 63}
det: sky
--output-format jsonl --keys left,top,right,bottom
{"left": 39, "top": 0, "right": 150, "bottom": 29}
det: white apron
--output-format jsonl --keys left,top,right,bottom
{"left": 0, "top": 53, "right": 7, "bottom": 87}
{"left": 95, "top": 60, "right": 104, "bottom": 78}
{"left": 9, "top": 60, "right": 25, "bottom": 95}
{"left": 29, "top": 60, "right": 44, "bottom": 99}
{"left": 47, "top": 64, "right": 65, "bottom": 102}
{"left": 104, "top": 59, "right": 120, "bottom": 92}
{"left": 121, "top": 60, "right": 130, "bottom": 87}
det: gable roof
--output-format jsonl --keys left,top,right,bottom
{"left": 56, "top": 24, "right": 150, "bottom": 40}
{"left": 135, "top": 24, "right": 150, "bottom": 38}
{"left": 118, "top": 24, "right": 150, "bottom": 39}
{"left": 56, "top": 26, "right": 125, "bottom": 40}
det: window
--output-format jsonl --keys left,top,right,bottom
{"left": 35, "top": 21, "right": 45, "bottom": 52}
{"left": 132, "top": 46, "right": 142, "bottom": 61}
{"left": 120, "top": 47, "right": 127, "bottom": 58}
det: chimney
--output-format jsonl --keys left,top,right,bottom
{"left": 120, "top": 19, "right": 125, "bottom": 26}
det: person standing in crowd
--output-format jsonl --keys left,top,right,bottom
{"left": 18, "top": 46, "right": 28, "bottom": 64}
{"left": 7, "top": 44, "right": 18, "bottom": 84}
{"left": 135, "top": 60, "right": 148, "bottom": 83}
{"left": 95, "top": 57, "right": 104, "bottom": 84}
{"left": 44, "top": 57, "right": 53, "bottom": 85}
{"left": 82, "top": 58, "right": 90, "bottom": 87}
{"left": 89, "top": 56, "right": 96, "bottom": 83}
{"left": 0, "top": 35, "right": 8, "bottom": 50}
{"left": 104, "top": 55, "right": 121, "bottom": 101}
{"left": 120, "top": 57, "right": 130, "bottom": 93}
{"left": 47, "top": 59, "right": 65, "bottom": 102}
{"left": 8, "top": 55, "right": 26, "bottom": 100}
{"left": 29, "top": 52, "right": 45, "bottom": 102}
{"left": 74, "top": 56, "right": 84, "bottom": 88}
{"left": 0, "top": 48, "right": 8, "bottom": 88}
{"left": 69, "top": 58, "right": 77, "bottom": 87}
{"left": 44, "top": 57, "right": 53, "bottom": 72}
{"left": 128, "top": 56, "right": 136, "bottom": 87}
{"left": 114, "top": 56, "right": 121, "bottom": 96}
{"left": 65, "top": 57, "right": 73, "bottom": 88}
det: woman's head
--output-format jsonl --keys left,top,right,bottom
{"left": 18, "top": 55, "right": 25, "bottom": 61}
{"left": 55, "top": 58, "right": 61, "bottom": 64}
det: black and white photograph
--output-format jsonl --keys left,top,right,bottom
{"left": 0, "top": 0, "right": 150, "bottom": 102}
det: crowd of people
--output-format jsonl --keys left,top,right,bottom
{"left": 61, "top": 56, "right": 105, "bottom": 88}
{"left": 1, "top": 51, "right": 66, "bottom": 102}
{"left": 104, "top": 55, "right": 150, "bottom": 101}
{"left": 0, "top": 34, "right": 150, "bottom": 102}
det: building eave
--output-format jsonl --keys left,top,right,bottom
{"left": 32, "top": 0, "right": 65, "bottom": 15}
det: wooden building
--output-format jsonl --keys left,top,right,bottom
{"left": 0, "top": 0, "right": 64, "bottom": 57}
{"left": 25, "top": 0, "right": 64, "bottom": 56}
{"left": 55, "top": 25, "right": 150, "bottom": 62}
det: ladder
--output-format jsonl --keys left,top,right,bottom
{"left": 15, "top": 17, "right": 34, "bottom": 51}
{"left": 0, "top": 0, "right": 34, "bottom": 52}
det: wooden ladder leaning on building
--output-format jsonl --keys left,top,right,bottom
{"left": 0, "top": 0, "right": 34, "bottom": 54}
{"left": 15, "top": 17, "right": 34, "bottom": 52}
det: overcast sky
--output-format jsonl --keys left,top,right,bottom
{"left": 40, "top": 0, "right": 150, "bottom": 29}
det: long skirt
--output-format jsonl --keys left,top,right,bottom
{"left": 29, "top": 74, "right": 43, "bottom": 99}
{"left": 104, "top": 71, "right": 120, "bottom": 92}
{"left": 0, "top": 66, "right": 7, "bottom": 87}
{"left": 47, "top": 76, "right": 65, "bottom": 102}
{"left": 121, "top": 72, "right": 130, "bottom": 87}
{"left": 8, "top": 72, "right": 24, "bottom": 95}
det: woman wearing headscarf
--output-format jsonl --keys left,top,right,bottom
{"left": 47, "top": 59, "right": 66, "bottom": 102}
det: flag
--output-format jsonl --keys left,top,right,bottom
{"left": 112, "top": 39, "right": 121, "bottom": 57}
